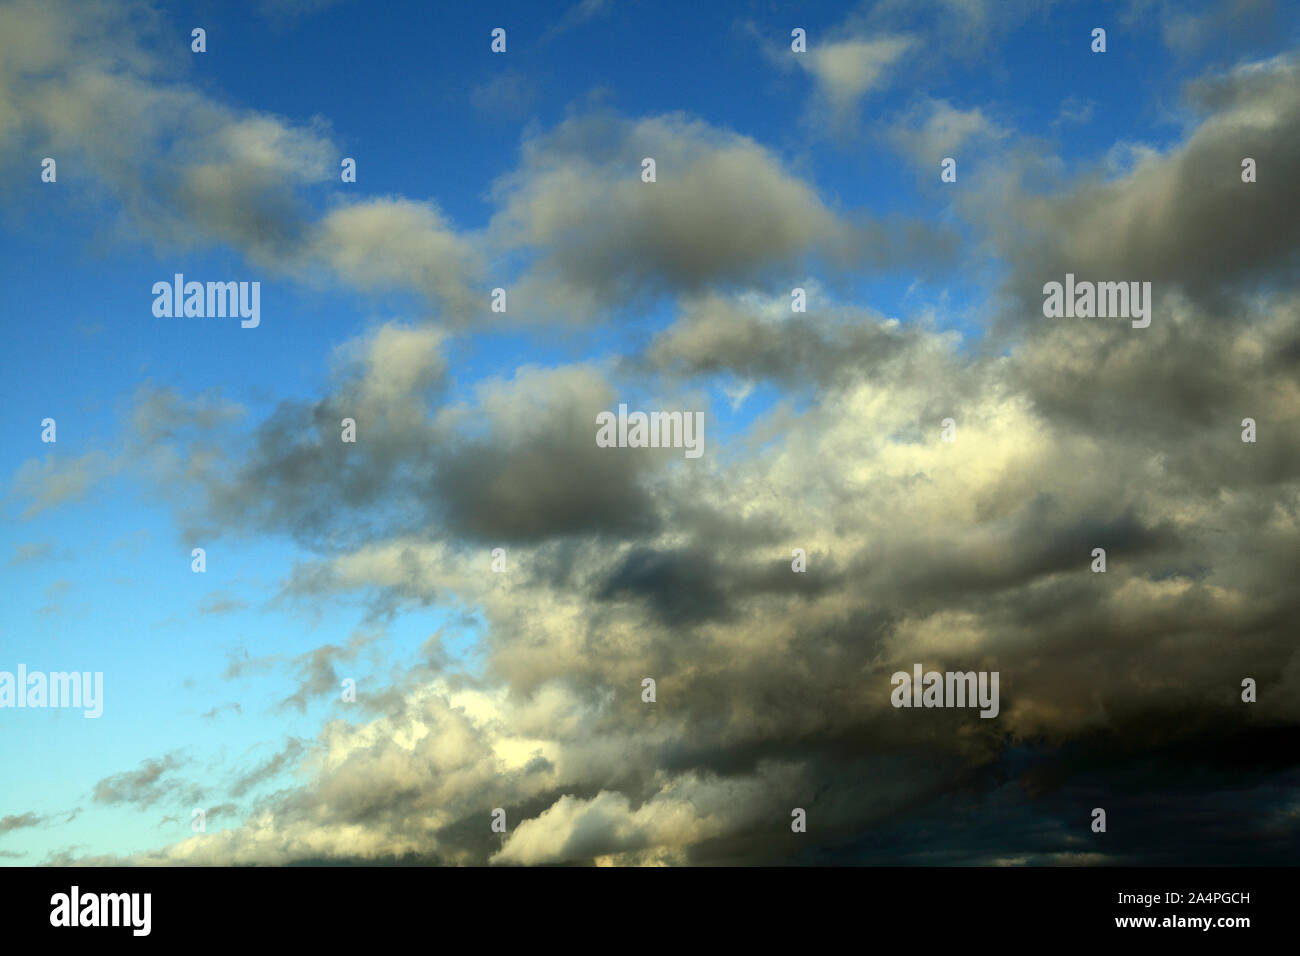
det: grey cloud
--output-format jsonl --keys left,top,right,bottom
{"left": 0, "top": 1, "right": 483, "bottom": 322}
{"left": 8, "top": 451, "right": 116, "bottom": 519}
{"left": 433, "top": 367, "right": 664, "bottom": 543}
{"left": 181, "top": 324, "right": 448, "bottom": 547}
{"left": 644, "top": 291, "right": 916, "bottom": 389}
{"left": 489, "top": 111, "right": 957, "bottom": 321}
{"left": 0, "top": 812, "right": 44, "bottom": 832}
{"left": 222, "top": 649, "right": 282, "bottom": 680}
{"left": 279, "top": 633, "right": 376, "bottom": 713}
{"left": 886, "top": 97, "right": 1006, "bottom": 167}
{"left": 104, "top": 276, "right": 1300, "bottom": 865}
{"left": 1138, "top": 0, "right": 1283, "bottom": 57}
{"left": 231, "top": 740, "right": 307, "bottom": 798}
{"left": 976, "top": 54, "right": 1300, "bottom": 327}
{"left": 92, "top": 753, "right": 199, "bottom": 809}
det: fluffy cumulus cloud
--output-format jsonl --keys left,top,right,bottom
{"left": 86, "top": 191, "right": 1300, "bottom": 863}
{"left": 489, "top": 111, "right": 957, "bottom": 321}
{"left": 967, "top": 53, "right": 1300, "bottom": 328}
{"left": 0, "top": 0, "right": 484, "bottom": 321}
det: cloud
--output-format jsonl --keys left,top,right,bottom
{"left": 0, "top": 0, "right": 482, "bottom": 322}
{"left": 205, "top": 802, "right": 240, "bottom": 821}
{"left": 432, "top": 365, "right": 667, "bottom": 543}
{"left": 87, "top": 59, "right": 1299, "bottom": 857}
{"left": 8, "top": 540, "right": 57, "bottom": 565}
{"left": 544, "top": 0, "right": 611, "bottom": 40}
{"left": 303, "top": 200, "right": 485, "bottom": 324}
{"left": 1144, "top": 0, "right": 1282, "bottom": 56}
{"left": 39, "top": 577, "right": 74, "bottom": 616}
{"left": 201, "top": 702, "right": 243, "bottom": 720}
{"left": 222, "top": 649, "right": 282, "bottom": 681}
{"left": 129, "top": 383, "right": 245, "bottom": 445}
{"left": 887, "top": 98, "right": 1006, "bottom": 166}
{"left": 92, "top": 754, "right": 199, "bottom": 809}
{"left": 488, "top": 781, "right": 778, "bottom": 865}
{"left": 758, "top": 0, "right": 1043, "bottom": 132}
{"left": 0, "top": 812, "right": 45, "bottom": 832}
{"left": 137, "top": 271, "right": 1297, "bottom": 865}
{"left": 8, "top": 451, "right": 116, "bottom": 519}
{"left": 279, "top": 634, "right": 376, "bottom": 713}
{"left": 469, "top": 71, "right": 540, "bottom": 119}
{"left": 800, "top": 36, "right": 914, "bottom": 123}
{"left": 231, "top": 740, "right": 307, "bottom": 798}
{"left": 645, "top": 289, "right": 919, "bottom": 389}
{"left": 971, "top": 54, "right": 1300, "bottom": 328}
{"left": 171, "top": 323, "right": 448, "bottom": 546}
{"left": 199, "top": 592, "right": 248, "bottom": 615}
{"left": 17, "top": 9, "right": 1300, "bottom": 866}
{"left": 489, "top": 111, "right": 956, "bottom": 321}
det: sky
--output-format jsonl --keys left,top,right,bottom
{"left": 1, "top": 0, "right": 1298, "bottom": 866}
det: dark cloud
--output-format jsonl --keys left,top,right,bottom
{"left": 489, "top": 111, "right": 958, "bottom": 322}
{"left": 977, "top": 54, "right": 1300, "bottom": 333}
